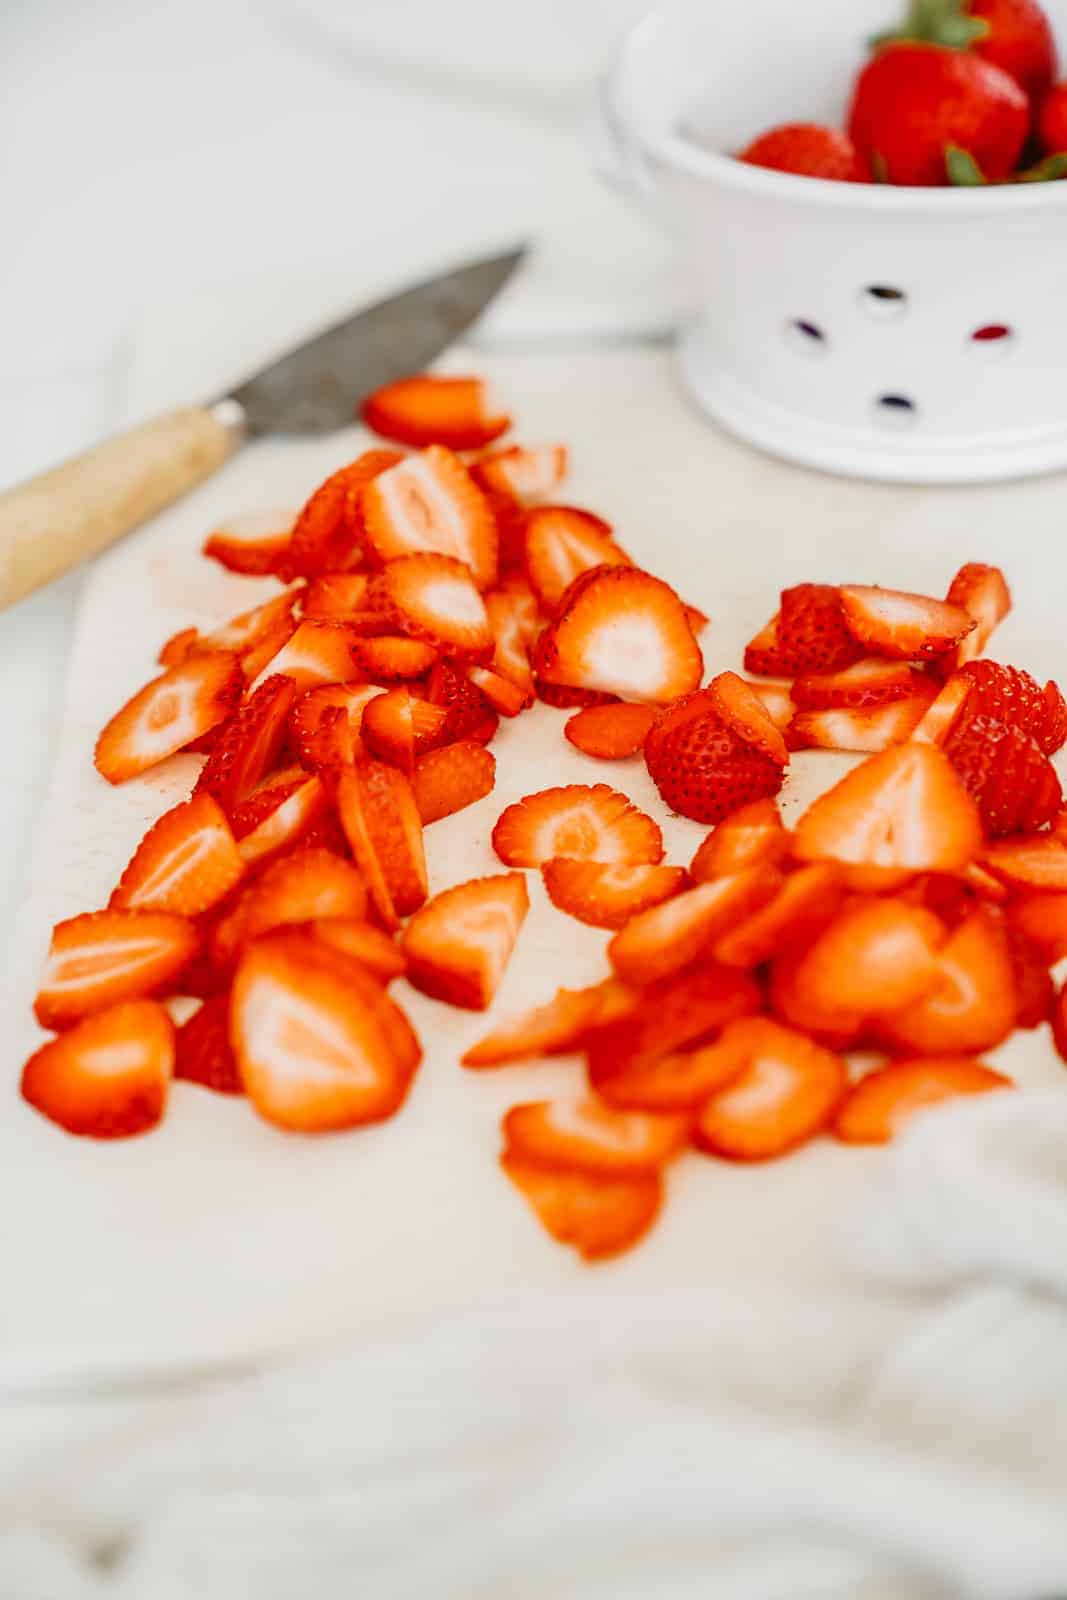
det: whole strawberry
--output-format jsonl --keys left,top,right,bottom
{"left": 740, "top": 124, "right": 872, "bottom": 181}
{"left": 877, "top": 0, "right": 1058, "bottom": 100}
{"left": 1039, "top": 79, "right": 1067, "bottom": 147}
{"left": 848, "top": 43, "right": 1029, "bottom": 184}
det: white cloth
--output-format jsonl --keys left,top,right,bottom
{"left": 5, "top": 1092, "right": 1067, "bottom": 1600}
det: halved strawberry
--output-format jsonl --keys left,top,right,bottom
{"left": 247, "top": 621, "right": 362, "bottom": 693}
{"left": 412, "top": 740, "right": 496, "bottom": 824}
{"left": 712, "top": 863, "right": 845, "bottom": 968}
{"left": 335, "top": 761, "right": 427, "bottom": 926}
{"left": 910, "top": 674, "right": 973, "bottom": 746}
{"left": 1006, "top": 924, "right": 1054, "bottom": 1029}
{"left": 564, "top": 702, "right": 657, "bottom": 760}
{"left": 462, "top": 981, "right": 627, "bottom": 1069}
{"left": 834, "top": 1058, "right": 1012, "bottom": 1145}
{"left": 791, "top": 658, "right": 930, "bottom": 711}
{"left": 788, "top": 897, "right": 946, "bottom": 1018}
{"left": 693, "top": 1017, "right": 847, "bottom": 1162}
{"left": 212, "top": 847, "right": 369, "bottom": 969}
{"left": 231, "top": 932, "right": 414, "bottom": 1132}
{"left": 424, "top": 657, "right": 498, "bottom": 744}
{"left": 644, "top": 689, "right": 785, "bottom": 826}
{"left": 492, "top": 784, "right": 662, "bottom": 868}
{"left": 349, "top": 635, "right": 438, "bottom": 682}
{"left": 877, "top": 906, "right": 1017, "bottom": 1056}
{"left": 838, "top": 585, "right": 974, "bottom": 661}
{"left": 484, "top": 588, "right": 535, "bottom": 694}
{"left": 234, "top": 776, "right": 327, "bottom": 865}
{"left": 95, "top": 653, "right": 243, "bottom": 785}
{"left": 522, "top": 506, "right": 629, "bottom": 615}
{"left": 111, "top": 794, "right": 244, "bottom": 916}
{"left": 500, "top": 1152, "right": 661, "bottom": 1261}
{"left": 958, "top": 660, "right": 1067, "bottom": 756}
{"left": 502, "top": 1096, "right": 688, "bottom": 1177}
{"left": 542, "top": 859, "right": 687, "bottom": 930}
{"left": 594, "top": 1032, "right": 750, "bottom": 1113}
{"left": 195, "top": 674, "right": 297, "bottom": 814}
{"left": 289, "top": 683, "right": 379, "bottom": 772}
{"left": 302, "top": 574, "right": 370, "bottom": 620}
{"left": 402, "top": 872, "right": 529, "bottom": 1010}
{"left": 277, "top": 450, "right": 402, "bottom": 580}
{"left": 174, "top": 992, "right": 242, "bottom": 1094}
{"left": 1006, "top": 891, "right": 1067, "bottom": 963}
{"left": 466, "top": 666, "right": 528, "bottom": 717}
{"left": 585, "top": 963, "right": 761, "bottom": 1085}
{"left": 793, "top": 743, "right": 981, "bottom": 872}
{"left": 21, "top": 1000, "right": 174, "bottom": 1137}
{"left": 35, "top": 910, "right": 198, "bottom": 1029}
{"left": 365, "top": 553, "right": 493, "bottom": 658}
{"left": 744, "top": 586, "right": 863, "bottom": 677}
{"left": 983, "top": 833, "right": 1067, "bottom": 890}
{"left": 471, "top": 444, "right": 568, "bottom": 504}
{"left": 945, "top": 562, "right": 1011, "bottom": 666}
{"left": 607, "top": 866, "right": 781, "bottom": 986}
{"left": 310, "top": 918, "right": 406, "bottom": 983}
{"left": 362, "top": 375, "right": 509, "bottom": 451}
{"left": 708, "top": 672, "right": 789, "bottom": 767}
{"left": 689, "top": 797, "right": 789, "bottom": 882}
{"left": 360, "top": 688, "right": 449, "bottom": 773}
{"left": 203, "top": 510, "right": 295, "bottom": 575}
{"left": 361, "top": 445, "right": 498, "bottom": 588}
{"left": 788, "top": 695, "right": 935, "bottom": 753}
{"left": 536, "top": 567, "right": 702, "bottom": 705}
{"left": 944, "top": 712, "right": 1062, "bottom": 837}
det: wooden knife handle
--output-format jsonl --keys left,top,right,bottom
{"left": 0, "top": 403, "right": 245, "bottom": 611}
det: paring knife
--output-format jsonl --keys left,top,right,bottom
{"left": 0, "top": 247, "right": 526, "bottom": 612}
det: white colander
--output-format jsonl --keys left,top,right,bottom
{"left": 603, "top": 0, "right": 1067, "bottom": 482}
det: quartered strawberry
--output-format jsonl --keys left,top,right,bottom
{"left": 350, "top": 635, "right": 438, "bottom": 682}
{"left": 788, "top": 695, "right": 935, "bottom": 753}
{"left": 1006, "top": 924, "right": 1054, "bottom": 1029}
{"left": 789, "top": 897, "right": 946, "bottom": 1018}
{"left": 644, "top": 689, "right": 785, "bottom": 826}
{"left": 195, "top": 674, "right": 297, "bottom": 814}
{"left": 310, "top": 918, "right": 406, "bottom": 983}
{"left": 502, "top": 1096, "right": 689, "bottom": 1177}
{"left": 471, "top": 444, "right": 568, "bottom": 505}
{"left": 366, "top": 553, "right": 493, "bottom": 658}
{"left": 943, "top": 711, "right": 1062, "bottom": 836}
{"left": 983, "top": 833, "right": 1067, "bottom": 890}
{"left": 608, "top": 866, "right": 781, "bottom": 986}
{"left": 564, "top": 702, "right": 657, "bottom": 760}
{"left": 277, "top": 450, "right": 402, "bottom": 580}
{"left": 522, "top": 506, "right": 629, "bottom": 615}
{"left": 231, "top": 931, "right": 416, "bottom": 1132}
{"left": 302, "top": 573, "right": 370, "bottom": 620}
{"left": 1007, "top": 890, "right": 1067, "bottom": 963}
{"left": 35, "top": 910, "right": 198, "bottom": 1029}
{"left": 492, "top": 784, "right": 663, "bottom": 868}
{"left": 585, "top": 963, "right": 761, "bottom": 1085}
{"left": 289, "top": 683, "right": 379, "bottom": 772}
{"left": 361, "top": 375, "right": 509, "bottom": 451}
{"left": 484, "top": 588, "right": 535, "bottom": 694}
{"left": 360, "top": 688, "right": 449, "bottom": 773}
{"left": 361, "top": 445, "right": 498, "bottom": 588}
{"left": 500, "top": 1152, "right": 661, "bottom": 1261}
{"left": 910, "top": 674, "right": 973, "bottom": 746}
{"left": 203, "top": 510, "right": 295, "bottom": 575}
{"left": 466, "top": 666, "right": 528, "bottom": 717}
{"left": 233, "top": 776, "right": 327, "bottom": 865}
{"left": 402, "top": 872, "right": 529, "bottom": 1010}
{"left": 958, "top": 660, "right": 1067, "bottom": 756}
{"left": 793, "top": 743, "right": 981, "bottom": 873}
{"left": 713, "top": 863, "right": 845, "bottom": 968}
{"left": 690, "top": 797, "right": 789, "bottom": 882}
{"left": 335, "top": 761, "right": 427, "bottom": 927}
{"left": 745, "top": 585, "right": 863, "bottom": 677}
{"left": 693, "top": 1017, "right": 848, "bottom": 1162}
{"left": 412, "top": 740, "right": 496, "bottom": 824}
{"left": 247, "top": 620, "right": 362, "bottom": 693}
{"left": 424, "top": 657, "right": 498, "bottom": 744}
{"left": 174, "top": 992, "right": 243, "bottom": 1094}
{"left": 21, "top": 1000, "right": 174, "bottom": 1138}
{"left": 877, "top": 906, "right": 1017, "bottom": 1056}
{"left": 462, "top": 980, "right": 627, "bottom": 1068}
{"left": 945, "top": 561, "right": 1011, "bottom": 666}
{"left": 212, "top": 847, "right": 369, "bottom": 969}
{"left": 95, "top": 653, "right": 243, "bottom": 785}
{"left": 111, "top": 794, "right": 244, "bottom": 917}
{"left": 594, "top": 1032, "right": 751, "bottom": 1113}
{"left": 834, "top": 1058, "right": 1012, "bottom": 1145}
{"left": 838, "top": 585, "right": 974, "bottom": 661}
{"left": 542, "top": 859, "right": 688, "bottom": 930}
{"left": 791, "top": 658, "right": 930, "bottom": 710}
{"left": 535, "top": 566, "right": 702, "bottom": 705}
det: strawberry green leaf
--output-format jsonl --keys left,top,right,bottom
{"left": 1016, "top": 153, "right": 1067, "bottom": 182}
{"left": 871, "top": 0, "right": 988, "bottom": 50}
{"left": 945, "top": 146, "right": 987, "bottom": 186}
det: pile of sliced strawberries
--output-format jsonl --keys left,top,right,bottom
{"left": 20, "top": 372, "right": 1067, "bottom": 1263}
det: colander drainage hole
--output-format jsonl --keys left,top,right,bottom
{"left": 787, "top": 318, "right": 827, "bottom": 352}
{"left": 862, "top": 285, "right": 907, "bottom": 318}
{"left": 875, "top": 393, "right": 918, "bottom": 426}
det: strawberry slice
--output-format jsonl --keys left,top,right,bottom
{"left": 689, "top": 797, "right": 789, "bottom": 882}
{"left": 532, "top": 668, "right": 618, "bottom": 710}
{"left": 234, "top": 776, "right": 327, "bottom": 865}
{"left": 212, "top": 847, "right": 369, "bottom": 969}
{"left": 158, "top": 627, "right": 200, "bottom": 668}
{"left": 238, "top": 618, "right": 299, "bottom": 683}
{"left": 360, "top": 688, "right": 449, "bottom": 773}
{"left": 35, "top": 910, "right": 198, "bottom": 1029}
{"left": 424, "top": 658, "right": 498, "bottom": 744}
{"left": 203, "top": 510, "right": 295, "bottom": 575}
{"left": 502, "top": 1096, "right": 689, "bottom": 1177}
{"left": 335, "top": 761, "right": 428, "bottom": 926}
{"left": 302, "top": 574, "right": 370, "bottom": 620}
{"left": 466, "top": 666, "right": 528, "bottom": 717}
{"left": 412, "top": 740, "right": 496, "bottom": 824}
{"left": 877, "top": 906, "right": 1017, "bottom": 1056}
{"left": 943, "top": 712, "right": 1062, "bottom": 837}
{"left": 247, "top": 620, "right": 362, "bottom": 693}
{"left": 471, "top": 444, "right": 568, "bottom": 504}
{"left": 910, "top": 674, "right": 973, "bottom": 746}
{"left": 834, "top": 1058, "right": 1012, "bottom": 1144}
{"left": 174, "top": 993, "right": 242, "bottom": 1094}
{"left": 1008, "top": 891, "right": 1067, "bottom": 963}
{"left": 231, "top": 931, "right": 415, "bottom": 1132}
{"left": 535, "top": 567, "right": 702, "bottom": 704}
{"left": 644, "top": 689, "right": 785, "bottom": 826}
{"left": 1006, "top": 924, "right": 1054, "bottom": 1029}
{"left": 349, "top": 635, "right": 438, "bottom": 682}
{"left": 958, "top": 660, "right": 1067, "bottom": 756}
{"left": 712, "top": 863, "right": 845, "bottom": 968}
{"left": 289, "top": 683, "right": 379, "bottom": 772}
{"left": 838, "top": 585, "right": 974, "bottom": 661}
{"left": 768, "top": 944, "right": 865, "bottom": 1052}
{"left": 277, "top": 450, "right": 402, "bottom": 580}
{"left": 708, "top": 672, "right": 789, "bottom": 767}
{"left": 744, "top": 585, "right": 863, "bottom": 677}
{"left": 522, "top": 506, "right": 630, "bottom": 615}
{"left": 95, "top": 653, "right": 243, "bottom": 785}
{"left": 366, "top": 553, "right": 493, "bottom": 658}
{"left": 310, "top": 918, "right": 406, "bottom": 983}
{"left": 944, "top": 562, "right": 1011, "bottom": 666}
{"left": 594, "top": 1032, "right": 751, "bottom": 1113}
{"left": 541, "top": 859, "right": 688, "bottom": 930}
{"left": 792, "top": 743, "right": 981, "bottom": 873}
{"left": 791, "top": 658, "right": 930, "bottom": 711}
{"left": 361, "top": 375, "right": 509, "bottom": 450}
{"left": 500, "top": 1153, "right": 661, "bottom": 1261}
{"left": 788, "top": 694, "right": 935, "bottom": 753}
{"left": 111, "top": 794, "right": 244, "bottom": 916}
{"left": 492, "top": 784, "right": 663, "bottom": 868}
{"left": 166, "top": 589, "right": 301, "bottom": 669}
{"left": 485, "top": 588, "right": 535, "bottom": 694}
{"left": 21, "top": 1000, "right": 174, "bottom": 1138}
{"left": 745, "top": 680, "right": 795, "bottom": 731}
{"left": 362, "top": 445, "right": 498, "bottom": 588}
{"left": 1053, "top": 982, "right": 1067, "bottom": 1066}
{"left": 564, "top": 702, "right": 658, "bottom": 760}
{"left": 462, "top": 980, "right": 628, "bottom": 1069}
{"left": 983, "top": 834, "right": 1067, "bottom": 890}
{"left": 195, "top": 674, "right": 297, "bottom": 814}
{"left": 607, "top": 866, "right": 781, "bottom": 986}
{"left": 402, "top": 872, "right": 529, "bottom": 1010}
{"left": 693, "top": 1017, "right": 848, "bottom": 1162}
{"left": 585, "top": 964, "right": 761, "bottom": 1085}
{"left": 788, "top": 897, "right": 946, "bottom": 1018}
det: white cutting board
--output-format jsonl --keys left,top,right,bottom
{"left": 4, "top": 337, "right": 1067, "bottom": 1385}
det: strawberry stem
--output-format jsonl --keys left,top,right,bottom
{"left": 871, "top": 0, "right": 988, "bottom": 51}
{"left": 945, "top": 145, "right": 987, "bottom": 185}
{"left": 1016, "top": 152, "right": 1067, "bottom": 181}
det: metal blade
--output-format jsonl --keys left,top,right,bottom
{"left": 225, "top": 246, "right": 527, "bottom": 437}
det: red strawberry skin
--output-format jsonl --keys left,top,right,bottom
{"left": 969, "top": 0, "right": 1058, "bottom": 100}
{"left": 740, "top": 123, "right": 871, "bottom": 181}
{"left": 944, "top": 712, "right": 1062, "bottom": 835}
{"left": 959, "top": 660, "right": 1067, "bottom": 756}
{"left": 645, "top": 691, "right": 784, "bottom": 825}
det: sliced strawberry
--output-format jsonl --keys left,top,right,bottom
{"left": 289, "top": 683, "right": 378, "bottom": 772}
{"left": 492, "top": 783, "right": 662, "bottom": 868}
{"left": 585, "top": 964, "right": 761, "bottom": 1085}
{"left": 944, "top": 712, "right": 1062, "bottom": 837}
{"left": 174, "top": 993, "right": 242, "bottom": 1094}
{"left": 502, "top": 1096, "right": 688, "bottom": 1177}
{"left": 944, "top": 562, "right": 1011, "bottom": 666}
{"left": 522, "top": 506, "right": 629, "bottom": 615}
{"left": 838, "top": 585, "right": 974, "bottom": 661}
{"left": 564, "top": 702, "right": 657, "bottom": 760}
{"left": 485, "top": 588, "right": 535, "bottom": 694}
{"left": 35, "top": 910, "right": 198, "bottom": 1029}
{"left": 350, "top": 635, "right": 438, "bottom": 682}
{"left": 693, "top": 1017, "right": 847, "bottom": 1162}
{"left": 532, "top": 669, "right": 618, "bottom": 710}
{"left": 247, "top": 620, "right": 362, "bottom": 693}
{"left": 238, "top": 618, "right": 299, "bottom": 683}
{"left": 1006, "top": 924, "right": 1054, "bottom": 1029}
{"left": 542, "top": 859, "right": 687, "bottom": 931}
{"left": 362, "top": 375, "right": 508, "bottom": 451}
{"left": 212, "top": 847, "right": 369, "bottom": 969}
{"left": 684, "top": 604, "right": 710, "bottom": 637}
{"left": 310, "top": 918, "right": 406, "bottom": 983}
{"left": 834, "top": 1058, "right": 1012, "bottom": 1145}
{"left": 424, "top": 657, "right": 498, "bottom": 744}
{"left": 165, "top": 590, "right": 300, "bottom": 672}
{"left": 335, "top": 761, "right": 427, "bottom": 926}
{"left": 158, "top": 626, "right": 200, "bottom": 668}
{"left": 644, "top": 689, "right": 785, "bottom": 826}
{"left": 95, "top": 653, "right": 243, "bottom": 785}
{"left": 203, "top": 510, "right": 295, "bottom": 575}
{"left": 302, "top": 573, "right": 370, "bottom": 620}
{"left": 194, "top": 674, "right": 297, "bottom": 814}
{"left": 360, "top": 688, "right": 449, "bottom": 774}
{"left": 743, "top": 612, "right": 789, "bottom": 677}
{"left": 402, "top": 872, "right": 529, "bottom": 1010}
{"left": 111, "top": 794, "right": 244, "bottom": 916}
{"left": 466, "top": 666, "right": 527, "bottom": 717}
{"left": 1053, "top": 983, "right": 1067, "bottom": 1067}
{"left": 500, "top": 1152, "right": 661, "bottom": 1261}
{"left": 462, "top": 981, "right": 625, "bottom": 1069}
{"left": 412, "top": 740, "right": 496, "bottom": 824}
{"left": 958, "top": 660, "right": 1067, "bottom": 756}
{"left": 789, "top": 897, "right": 946, "bottom": 1018}
{"left": 608, "top": 866, "right": 781, "bottom": 986}
{"left": 983, "top": 834, "right": 1067, "bottom": 890}
{"left": 594, "top": 1032, "right": 751, "bottom": 1113}
{"left": 768, "top": 944, "right": 865, "bottom": 1052}
{"left": 277, "top": 450, "right": 402, "bottom": 580}
{"left": 365, "top": 553, "right": 493, "bottom": 659}
{"left": 1007, "top": 891, "right": 1067, "bottom": 963}
{"left": 877, "top": 906, "right": 1017, "bottom": 1056}
{"left": 789, "top": 694, "right": 935, "bottom": 753}
{"left": 21, "top": 1000, "right": 173, "bottom": 1138}
{"left": 745, "top": 585, "right": 863, "bottom": 677}
{"left": 234, "top": 776, "right": 327, "bottom": 865}
{"left": 910, "top": 674, "right": 973, "bottom": 746}
{"left": 690, "top": 797, "right": 789, "bottom": 882}
{"left": 231, "top": 932, "right": 415, "bottom": 1132}
{"left": 745, "top": 680, "right": 795, "bottom": 730}
{"left": 361, "top": 445, "right": 498, "bottom": 588}
{"left": 536, "top": 567, "right": 702, "bottom": 705}
{"left": 708, "top": 672, "right": 789, "bottom": 767}
{"left": 791, "top": 658, "right": 930, "bottom": 711}
{"left": 713, "top": 863, "right": 845, "bottom": 968}
{"left": 793, "top": 743, "right": 981, "bottom": 873}
{"left": 471, "top": 444, "right": 568, "bottom": 504}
